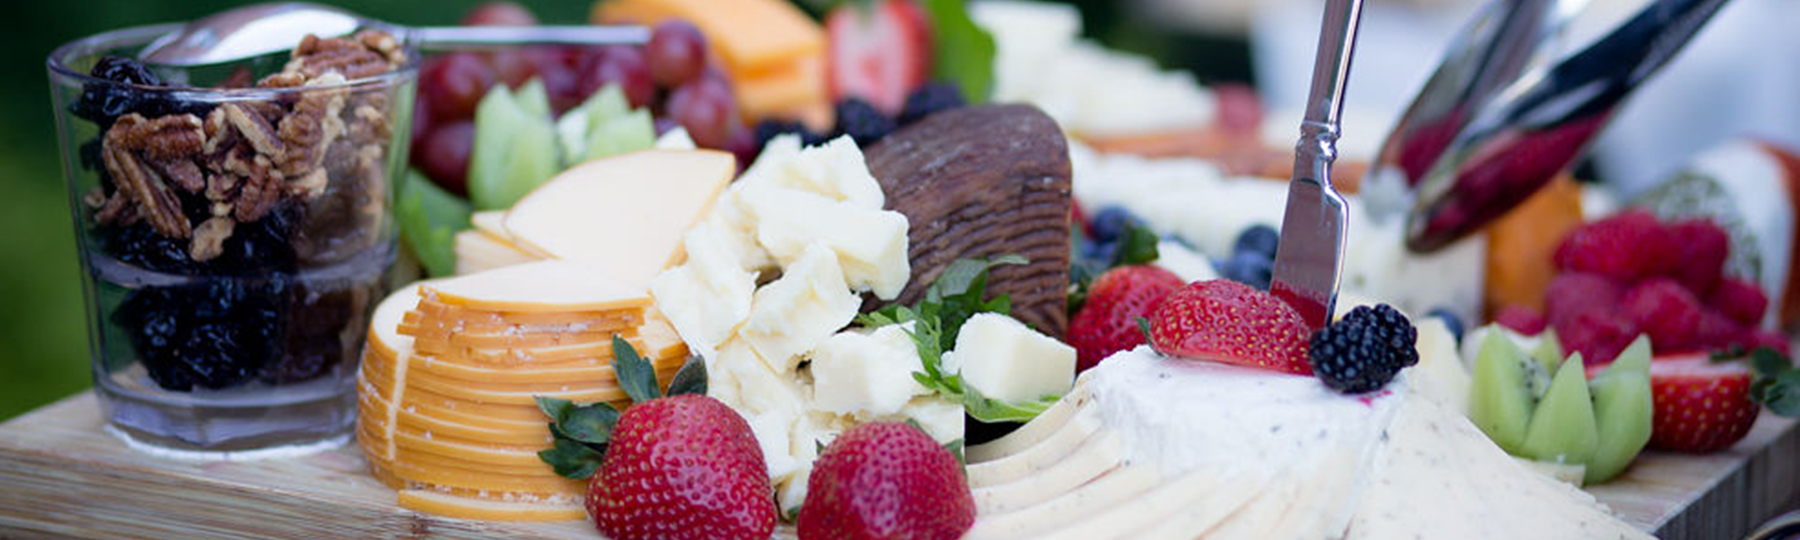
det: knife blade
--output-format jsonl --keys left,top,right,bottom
{"left": 1269, "top": 0, "right": 1364, "bottom": 330}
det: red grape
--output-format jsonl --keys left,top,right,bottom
{"left": 416, "top": 121, "right": 476, "bottom": 196}
{"left": 666, "top": 76, "right": 739, "bottom": 148}
{"left": 420, "top": 53, "right": 496, "bottom": 121}
{"left": 580, "top": 46, "right": 656, "bottom": 109}
{"left": 461, "top": 2, "right": 537, "bottom": 26}
{"left": 409, "top": 91, "right": 434, "bottom": 165}
{"left": 647, "top": 20, "right": 708, "bottom": 88}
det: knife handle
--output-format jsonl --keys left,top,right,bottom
{"left": 1293, "top": 0, "right": 1365, "bottom": 188}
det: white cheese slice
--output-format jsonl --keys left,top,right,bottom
{"left": 502, "top": 149, "right": 735, "bottom": 290}
{"left": 424, "top": 260, "right": 648, "bottom": 313}
{"left": 945, "top": 313, "right": 1075, "bottom": 404}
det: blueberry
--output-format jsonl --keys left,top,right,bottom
{"left": 1089, "top": 207, "right": 1142, "bottom": 244}
{"left": 898, "top": 83, "right": 966, "bottom": 125}
{"left": 1220, "top": 251, "right": 1273, "bottom": 290}
{"left": 1233, "top": 225, "right": 1280, "bottom": 259}
{"left": 1089, "top": 240, "right": 1119, "bottom": 266}
{"left": 1427, "top": 307, "right": 1465, "bottom": 344}
{"left": 833, "top": 98, "right": 896, "bottom": 147}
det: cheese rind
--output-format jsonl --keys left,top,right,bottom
{"left": 945, "top": 313, "right": 1075, "bottom": 403}
{"left": 501, "top": 150, "right": 735, "bottom": 290}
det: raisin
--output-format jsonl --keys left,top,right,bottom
{"left": 103, "top": 223, "right": 195, "bottom": 274}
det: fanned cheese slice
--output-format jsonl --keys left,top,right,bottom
{"left": 469, "top": 210, "right": 513, "bottom": 243}
{"left": 425, "top": 260, "right": 651, "bottom": 313}
{"left": 397, "top": 490, "right": 586, "bottom": 522}
{"left": 406, "top": 355, "right": 615, "bottom": 384}
{"left": 412, "top": 298, "right": 644, "bottom": 329}
{"left": 502, "top": 150, "right": 735, "bottom": 290}
{"left": 455, "top": 229, "right": 543, "bottom": 275}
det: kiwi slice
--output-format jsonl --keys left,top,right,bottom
{"left": 1585, "top": 336, "right": 1653, "bottom": 484}
{"left": 1518, "top": 353, "right": 1600, "bottom": 468}
{"left": 1470, "top": 329, "right": 1536, "bottom": 454}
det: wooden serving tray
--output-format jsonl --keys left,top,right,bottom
{"left": 0, "top": 391, "right": 1794, "bottom": 539}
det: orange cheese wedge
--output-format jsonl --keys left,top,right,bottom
{"left": 591, "top": 0, "right": 823, "bottom": 77}
{"left": 735, "top": 53, "right": 827, "bottom": 125}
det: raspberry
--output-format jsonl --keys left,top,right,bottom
{"left": 1493, "top": 305, "right": 1547, "bottom": 335}
{"left": 1309, "top": 304, "right": 1419, "bottom": 394}
{"left": 1666, "top": 219, "right": 1729, "bottom": 295}
{"left": 1708, "top": 277, "right": 1768, "bottom": 327}
{"left": 1695, "top": 310, "right": 1747, "bottom": 352}
{"left": 1622, "top": 278, "right": 1705, "bottom": 352}
{"left": 1555, "top": 309, "right": 1638, "bottom": 365}
{"left": 1543, "top": 272, "right": 1625, "bottom": 328}
{"left": 1553, "top": 210, "right": 1675, "bottom": 283}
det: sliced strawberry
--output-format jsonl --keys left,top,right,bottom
{"left": 826, "top": 0, "right": 930, "bottom": 116}
{"left": 1068, "top": 265, "right": 1184, "bottom": 372}
{"left": 1149, "top": 279, "right": 1312, "bottom": 375}
{"left": 1647, "top": 356, "right": 1759, "bottom": 453}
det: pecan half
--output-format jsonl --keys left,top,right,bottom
{"left": 151, "top": 158, "right": 205, "bottom": 193}
{"left": 116, "top": 113, "right": 205, "bottom": 160}
{"left": 189, "top": 217, "right": 234, "bottom": 262}
{"left": 233, "top": 155, "right": 282, "bottom": 223}
{"left": 103, "top": 122, "right": 190, "bottom": 239}
{"left": 220, "top": 102, "right": 286, "bottom": 160}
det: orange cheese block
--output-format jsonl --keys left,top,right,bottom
{"left": 735, "top": 53, "right": 827, "bottom": 125}
{"left": 592, "top": 0, "right": 824, "bottom": 77}
{"left": 396, "top": 490, "right": 587, "bottom": 522}
{"left": 385, "top": 455, "right": 586, "bottom": 494}
{"left": 392, "top": 425, "right": 558, "bottom": 469}
{"left": 1484, "top": 174, "right": 1585, "bottom": 316}
{"left": 405, "top": 354, "right": 617, "bottom": 385}
{"left": 362, "top": 380, "right": 553, "bottom": 446}
{"left": 423, "top": 260, "right": 652, "bottom": 313}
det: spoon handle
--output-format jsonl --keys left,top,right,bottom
{"left": 411, "top": 25, "right": 652, "bottom": 50}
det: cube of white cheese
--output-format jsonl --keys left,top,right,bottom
{"left": 894, "top": 396, "right": 966, "bottom": 444}
{"left": 741, "top": 185, "right": 911, "bottom": 300}
{"left": 717, "top": 339, "right": 807, "bottom": 418}
{"left": 739, "top": 134, "right": 885, "bottom": 209}
{"left": 650, "top": 227, "right": 758, "bottom": 361}
{"left": 946, "top": 313, "right": 1076, "bottom": 403}
{"left": 744, "top": 409, "right": 801, "bottom": 481}
{"left": 809, "top": 325, "right": 930, "bottom": 418}
{"left": 697, "top": 186, "right": 777, "bottom": 274}
{"left": 738, "top": 244, "right": 863, "bottom": 373}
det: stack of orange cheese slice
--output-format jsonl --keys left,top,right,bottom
{"left": 357, "top": 260, "right": 689, "bottom": 521}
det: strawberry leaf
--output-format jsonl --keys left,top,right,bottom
{"left": 538, "top": 437, "right": 605, "bottom": 480}
{"left": 1752, "top": 347, "right": 1792, "bottom": 377}
{"left": 612, "top": 335, "right": 662, "bottom": 403}
{"left": 1136, "top": 316, "right": 1155, "bottom": 350}
{"left": 667, "top": 355, "right": 708, "bottom": 397}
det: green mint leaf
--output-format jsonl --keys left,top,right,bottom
{"left": 538, "top": 437, "right": 605, "bottom": 480}
{"left": 395, "top": 169, "right": 473, "bottom": 277}
{"left": 612, "top": 335, "right": 662, "bottom": 403}
{"left": 1111, "top": 223, "right": 1161, "bottom": 267}
{"left": 1752, "top": 347, "right": 1792, "bottom": 377}
{"left": 667, "top": 355, "right": 709, "bottom": 397}
{"left": 928, "top": 255, "right": 1030, "bottom": 299}
{"left": 922, "top": 0, "right": 996, "bottom": 103}
{"left": 961, "top": 384, "right": 1058, "bottom": 424}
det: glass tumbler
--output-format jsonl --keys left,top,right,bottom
{"left": 47, "top": 24, "right": 417, "bottom": 452}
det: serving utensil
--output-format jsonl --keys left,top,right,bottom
{"left": 1270, "top": 0, "right": 1366, "bottom": 330}
{"left": 139, "top": 2, "right": 649, "bottom": 66}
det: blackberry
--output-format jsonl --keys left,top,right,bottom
{"left": 898, "top": 83, "right": 966, "bottom": 125}
{"left": 752, "top": 119, "right": 827, "bottom": 149}
{"left": 1310, "top": 304, "right": 1419, "bottom": 394}
{"left": 832, "top": 98, "right": 896, "bottom": 147}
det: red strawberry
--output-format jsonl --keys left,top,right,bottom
{"left": 826, "top": 0, "right": 931, "bottom": 115}
{"left": 1709, "top": 277, "right": 1769, "bottom": 328}
{"left": 588, "top": 394, "right": 776, "bottom": 540}
{"left": 1748, "top": 330, "right": 1793, "bottom": 357}
{"left": 1553, "top": 210, "right": 1675, "bottom": 283}
{"left": 1148, "top": 279, "right": 1312, "bottom": 374}
{"left": 1695, "top": 310, "right": 1748, "bottom": 352}
{"left": 1648, "top": 356, "right": 1759, "bottom": 453}
{"left": 1622, "top": 278, "right": 1705, "bottom": 352}
{"left": 1556, "top": 309, "right": 1638, "bottom": 365}
{"left": 1666, "top": 219, "right": 1729, "bottom": 296}
{"left": 1543, "top": 271, "right": 1624, "bottom": 329}
{"left": 1493, "top": 304, "right": 1547, "bottom": 335}
{"left": 1069, "top": 265, "right": 1185, "bottom": 372}
{"left": 798, "top": 422, "right": 974, "bottom": 540}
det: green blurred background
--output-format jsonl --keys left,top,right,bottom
{"left": 1, "top": 0, "right": 1230, "bottom": 420}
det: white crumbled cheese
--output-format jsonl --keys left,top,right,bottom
{"left": 809, "top": 324, "right": 931, "bottom": 418}
{"left": 739, "top": 134, "right": 885, "bottom": 209}
{"left": 737, "top": 244, "right": 862, "bottom": 373}
{"left": 649, "top": 227, "right": 757, "bottom": 361}
{"left": 946, "top": 313, "right": 1075, "bottom": 403}
{"left": 740, "top": 185, "right": 911, "bottom": 300}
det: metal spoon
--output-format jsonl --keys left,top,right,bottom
{"left": 140, "top": 2, "right": 649, "bottom": 66}
{"left": 1270, "top": 0, "right": 1366, "bottom": 330}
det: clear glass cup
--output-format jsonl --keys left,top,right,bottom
{"left": 47, "top": 24, "right": 417, "bottom": 452}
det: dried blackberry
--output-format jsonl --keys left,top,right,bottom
{"left": 102, "top": 223, "right": 195, "bottom": 274}
{"left": 1310, "top": 304, "right": 1419, "bottom": 394}
{"left": 898, "top": 83, "right": 966, "bottom": 125}
{"left": 210, "top": 201, "right": 302, "bottom": 274}
{"left": 111, "top": 277, "right": 291, "bottom": 392}
{"left": 833, "top": 98, "right": 896, "bottom": 147}
{"left": 70, "top": 56, "right": 210, "bottom": 129}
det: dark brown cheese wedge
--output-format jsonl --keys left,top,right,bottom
{"left": 864, "top": 104, "right": 1073, "bottom": 337}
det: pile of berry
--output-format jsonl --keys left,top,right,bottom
{"left": 753, "top": 83, "right": 965, "bottom": 151}
{"left": 1498, "top": 210, "right": 1783, "bottom": 363}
